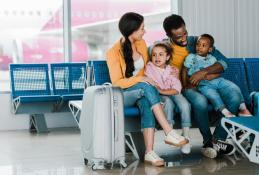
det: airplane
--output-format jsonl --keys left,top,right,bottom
{"left": 0, "top": 0, "right": 170, "bottom": 69}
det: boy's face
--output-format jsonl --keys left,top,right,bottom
{"left": 170, "top": 24, "right": 188, "bottom": 47}
{"left": 196, "top": 37, "right": 212, "bottom": 57}
{"left": 151, "top": 46, "right": 170, "bottom": 69}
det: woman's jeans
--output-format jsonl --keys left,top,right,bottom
{"left": 123, "top": 82, "right": 161, "bottom": 129}
{"left": 161, "top": 94, "right": 191, "bottom": 128}
{"left": 198, "top": 78, "right": 244, "bottom": 111}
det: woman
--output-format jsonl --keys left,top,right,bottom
{"left": 106, "top": 12, "right": 188, "bottom": 167}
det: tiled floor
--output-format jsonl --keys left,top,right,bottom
{"left": 0, "top": 128, "right": 259, "bottom": 175}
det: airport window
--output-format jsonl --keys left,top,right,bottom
{"left": 0, "top": 0, "right": 172, "bottom": 91}
{"left": 0, "top": 0, "right": 63, "bottom": 91}
{"left": 71, "top": 0, "right": 171, "bottom": 62}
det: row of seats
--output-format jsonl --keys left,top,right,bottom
{"left": 9, "top": 63, "right": 87, "bottom": 133}
{"left": 9, "top": 58, "right": 259, "bottom": 133}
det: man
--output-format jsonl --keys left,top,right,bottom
{"left": 163, "top": 14, "right": 239, "bottom": 158}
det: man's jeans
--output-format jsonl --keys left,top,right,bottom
{"left": 161, "top": 94, "right": 191, "bottom": 128}
{"left": 123, "top": 82, "right": 161, "bottom": 129}
{"left": 183, "top": 87, "right": 241, "bottom": 144}
{"left": 198, "top": 78, "right": 244, "bottom": 111}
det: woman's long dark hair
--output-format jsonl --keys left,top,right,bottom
{"left": 118, "top": 12, "right": 144, "bottom": 78}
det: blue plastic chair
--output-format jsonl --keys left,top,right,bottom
{"left": 244, "top": 58, "right": 259, "bottom": 93}
{"left": 88, "top": 60, "right": 141, "bottom": 118}
{"left": 10, "top": 63, "right": 61, "bottom": 133}
{"left": 221, "top": 58, "right": 250, "bottom": 103}
{"left": 10, "top": 64, "right": 60, "bottom": 112}
{"left": 50, "top": 63, "right": 87, "bottom": 101}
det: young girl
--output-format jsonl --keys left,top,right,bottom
{"left": 145, "top": 42, "right": 192, "bottom": 154}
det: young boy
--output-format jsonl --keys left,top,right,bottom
{"left": 183, "top": 34, "right": 252, "bottom": 117}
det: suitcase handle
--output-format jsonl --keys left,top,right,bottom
{"left": 114, "top": 109, "right": 119, "bottom": 141}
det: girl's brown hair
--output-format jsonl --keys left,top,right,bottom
{"left": 150, "top": 41, "right": 173, "bottom": 64}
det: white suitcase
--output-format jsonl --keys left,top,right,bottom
{"left": 79, "top": 84, "right": 127, "bottom": 170}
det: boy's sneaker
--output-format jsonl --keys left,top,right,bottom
{"left": 238, "top": 109, "right": 253, "bottom": 117}
{"left": 181, "top": 138, "right": 191, "bottom": 154}
{"left": 201, "top": 141, "right": 217, "bottom": 159}
{"left": 213, "top": 139, "right": 236, "bottom": 155}
{"left": 144, "top": 151, "right": 164, "bottom": 167}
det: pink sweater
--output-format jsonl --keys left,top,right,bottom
{"left": 145, "top": 62, "right": 182, "bottom": 93}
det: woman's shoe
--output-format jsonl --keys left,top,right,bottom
{"left": 144, "top": 151, "right": 164, "bottom": 167}
{"left": 164, "top": 130, "right": 189, "bottom": 147}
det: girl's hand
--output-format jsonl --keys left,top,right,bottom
{"left": 141, "top": 76, "right": 157, "bottom": 86}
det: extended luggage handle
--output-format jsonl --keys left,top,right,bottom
{"left": 102, "top": 82, "right": 118, "bottom": 141}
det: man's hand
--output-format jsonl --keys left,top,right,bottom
{"left": 189, "top": 70, "right": 208, "bottom": 86}
{"left": 183, "top": 82, "right": 197, "bottom": 91}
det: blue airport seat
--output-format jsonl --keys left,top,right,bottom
{"left": 221, "top": 58, "right": 250, "bottom": 103}
{"left": 124, "top": 107, "right": 140, "bottom": 118}
{"left": 244, "top": 58, "right": 259, "bottom": 93}
{"left": 88, "top": 60, "right": 141, "bottom": 118}
{"left": 10, "top": 64, "right": 60, "bottom": 108}
{"left": 10, "top": 63, "right": 61, "bottom": 133}
{"left": 50, "top": 63, "right": 87, "bottom": 101}
{"left": 88, "top": 60, "right": 111, "bottom": 85}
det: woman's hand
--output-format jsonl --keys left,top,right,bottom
{"left": 141, "top": 76, "right": 157, "bottom": 86}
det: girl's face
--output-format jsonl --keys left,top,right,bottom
{"left": 151, "top": 46, "right": 170, "bottom": 69}
{"left": 129, "top": 22, "right": 145, "bottom": 41}
{"left": 196, "top": 37, "right": 212, "bottom": 57}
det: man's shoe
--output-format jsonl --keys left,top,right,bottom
{"left": 213, "top": 139, "right": 236, "bottom": 155}
{"left": 201, "top": 141, "right": 217, "bottom": 159}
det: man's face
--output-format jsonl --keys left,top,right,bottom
{"left": 170, "top": 25, "right": 188, "bottom": 47}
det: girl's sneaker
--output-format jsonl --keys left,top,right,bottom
{"left": 164, "top": 130, "right": 189, "bottom": 147}
{"left": 181, "top": 138, "right": 191, "bottom": 154}
{"left": 144, "top": 151, "right": 164, "bottom": 167}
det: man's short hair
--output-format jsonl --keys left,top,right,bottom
{"left": 163, "top": 14, "right": 185, "bottom": 37}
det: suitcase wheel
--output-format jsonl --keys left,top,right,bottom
{"left": 91, "top": 164, "right": 96, "bottom": 170}
{"left": 84, "top": 158, "right": 88, "bottom": 165}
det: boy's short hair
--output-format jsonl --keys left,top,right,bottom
{"left": 200, "top": 34, "right": 214, "bottom": 47}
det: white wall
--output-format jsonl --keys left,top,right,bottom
{"left": 0, "top": 92, "right": 77, "bottom": 131}
{"left": 179, "top": 0, "right": 259, "bottom": 58}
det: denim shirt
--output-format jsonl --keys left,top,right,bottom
{"left": 186, "top": 36, "right": 228, "bottom": 70}
{"left": 184, "top": 53, "right": 218, "bottom": 76}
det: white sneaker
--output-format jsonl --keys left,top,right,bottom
{"left": 201, "top": 147, "right": 217, "bottom": 159}
{"left": 181, "top": 138, "right": 191, "bottom": 154}
{"left": 164, "top": 130, "right": 188, "bottom": 147}
{"left": 144, "top": 151, "right": 164, "bottom": 167}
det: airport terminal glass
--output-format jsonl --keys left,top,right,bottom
{"left": 0, "top": 0, "right": 63, "bottom": 91}
{"left": 0, "top": 0, "right": 172, "bottom": 91}
{"left": 71, "top": 0, "right": 171, "bottom": 62}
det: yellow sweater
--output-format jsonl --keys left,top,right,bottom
{"left": 106, "top": 39, "right": 149, "bottom": 89}
{"left": 170, "top": 43, "right": 189, "bottom": 72}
